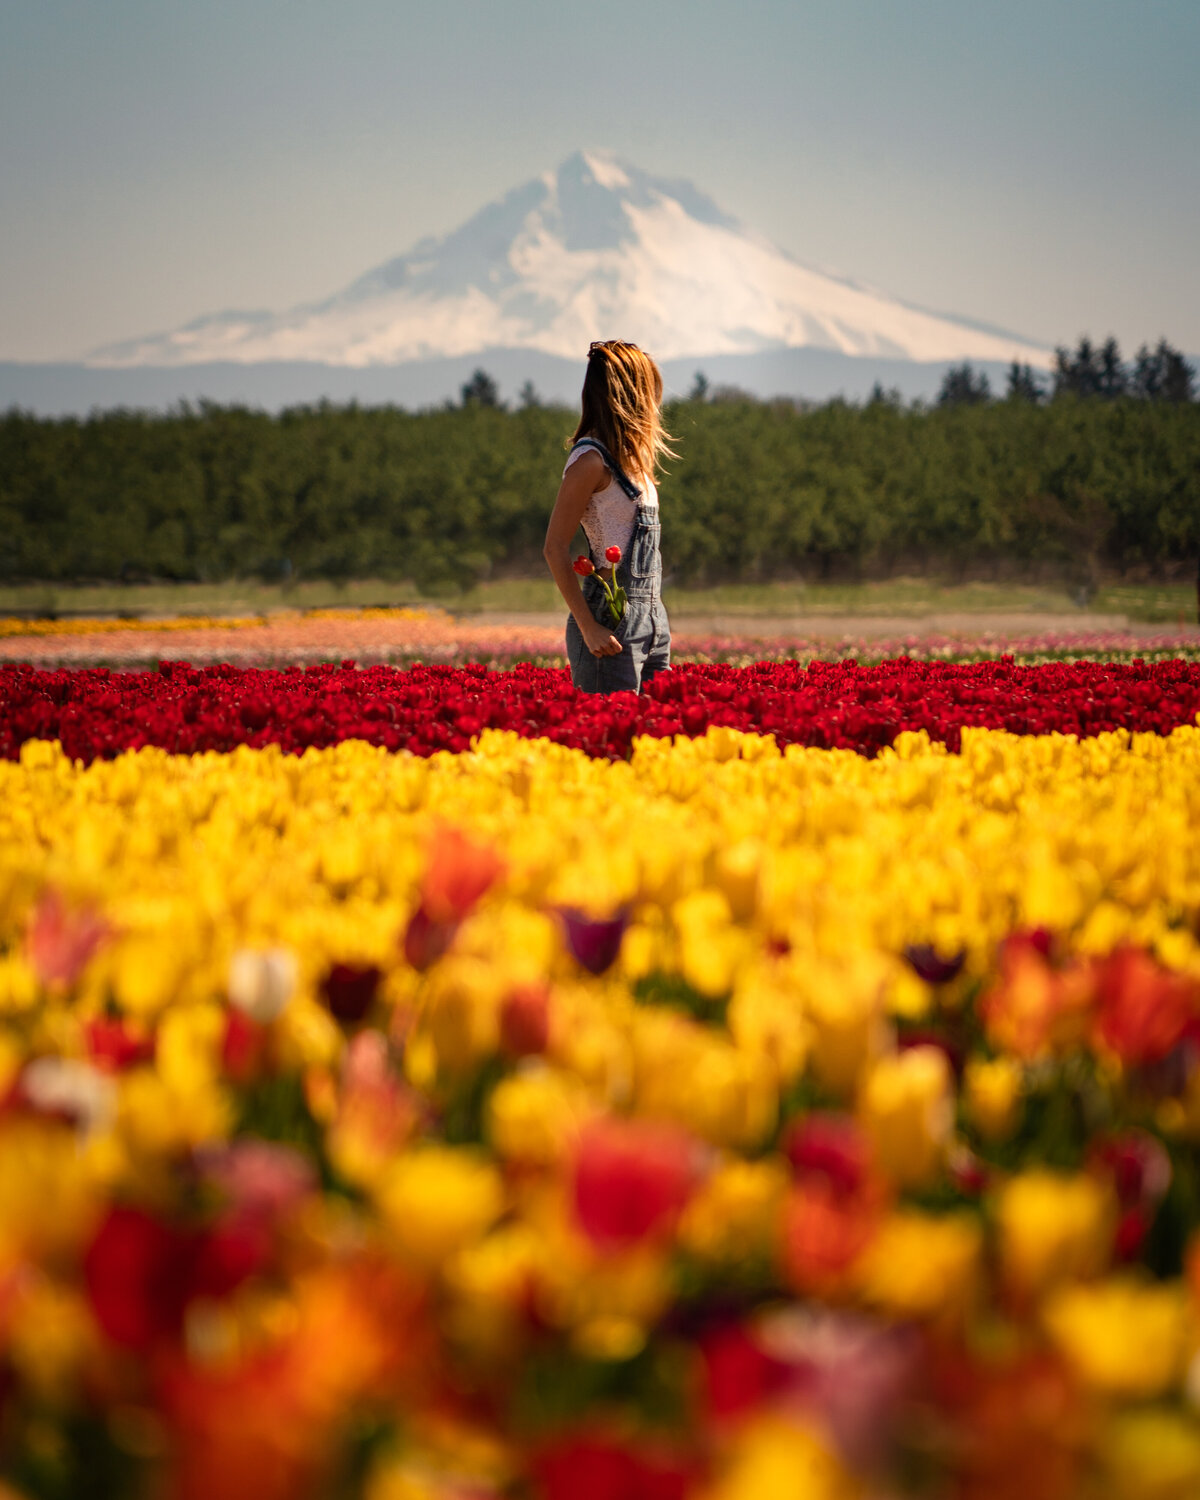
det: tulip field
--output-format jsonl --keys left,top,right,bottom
{"left": 3, "top": 643, "right": 1200, "bottom": 1499}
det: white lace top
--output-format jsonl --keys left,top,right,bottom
{"left": 563, "top": 445, "right": 658, "bottom": 566}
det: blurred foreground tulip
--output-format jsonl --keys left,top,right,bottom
{"left": 320, "top": 961, "right": 381, "bottom": 1023}
{"left": 572, "top": 1116, "right": 699, "bottom": 1249}
{"left": 25, "top": 887, "right": 109, "bottom": 989}
{"left": 500, "top": 982, "right": 551, "bottom": 1057}
{"left": 859, "top": 1045, "right": 954, "bottom": 1191}
{"left": 558, "top": 907, "right": 630, "bottom": 975}
{"left": 996, "top": 1170, "right": 1114, "bottom": 1300}
{"left": 84, "top": 1205, "right": 193, "bottom": 1351}
{"left": 1091, "top": 944, "right": 1200, "bottom": 1067}
{"left": 903, "top": 943, "right": 965, "bottom": 985}
{"left": 227, "top": 948, "right": 296, "bottom": 1024}
{"left": 979, "top": 932, "right": 1093, "bottom": 1062}
{"left": 420, "top": 825, "right": 504, "bottom": 925}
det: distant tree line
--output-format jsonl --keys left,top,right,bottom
{"left": 1, "top": 356, "right": 1197, "bottom": 591}
{"left": 937, "top": 335, "right": 1195, "bottom": 408}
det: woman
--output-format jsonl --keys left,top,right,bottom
{"left": 543, "top": 340, "right": 674, "bottom": 694}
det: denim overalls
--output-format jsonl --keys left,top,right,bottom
{"left": 565, "top": 438, "right": 671, "bottom": 695}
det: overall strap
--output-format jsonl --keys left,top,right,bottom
{"left": 569, "top": 438, "right": 642, "bottom": 502}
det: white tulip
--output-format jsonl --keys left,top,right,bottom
{"left": 227, "top": 947, "right": 297, "bottom": 1024}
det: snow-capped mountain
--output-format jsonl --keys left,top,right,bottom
{"left": 89, "top": 151, "right": 1049, "bottom": 370}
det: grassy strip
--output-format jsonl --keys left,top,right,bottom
{"left": 2, "top": 577, "right": 1196, "bottom": 623}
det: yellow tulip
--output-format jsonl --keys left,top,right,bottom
{"left": 963, "top": 1055, "right": 1024, "bottom": 1142}
{"left": 378, "top": 1147, "right": 504, "bottom": 1271}
{"left": 1044, "top": 1275, "right": 1188, "bottom": 1398}
{"left": 995, "top": 1170, "right": 1115, "bottom": 1298}
{"left": 858, "top": 1045, "right": 954, "bottom": 1190}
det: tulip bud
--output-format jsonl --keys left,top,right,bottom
{"left": 604, "top": 545, "right": 622, "bottom": 564}
{"left": 572, "top": 556, "right": 595, "bottom": 577}
{"left": 227, "top": 948, "right": 296, "bottom": 1024}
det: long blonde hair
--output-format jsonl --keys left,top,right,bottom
{"left": 570, "top": 340, "right": 676, "bottom": 482}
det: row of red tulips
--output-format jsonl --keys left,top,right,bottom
{"left": 2, "top": 658, "right": 1199, "bottom": 763}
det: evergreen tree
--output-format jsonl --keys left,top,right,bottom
{"left": 1097, "top": 337, "right": 1127, "bottom": 400}
{"left": 688, "top": 371, "right": 710, "bottom": 402}
{"left": 1131, "top": 343, "right": 1164, "bottom": 400}
{"left": 460, "top": 369, "right": 504, "bottom": 408}
{"left": 1054, "top": 336, "right": 1102, "bottom": 398}
{"left": 517, "top": 380, "right": 541, "bottom": 410}
{"left": 1006, "top": 362, "right": 1043, "bottom": 403}
{"left": 1161, "top": 342, "right": 1196, "bottom": 403}
{"left": 1131, "top": 340, "right": 1196, "bottom": 403}
{"left": 937, "top": 363, "right": 991, "bottom": 407}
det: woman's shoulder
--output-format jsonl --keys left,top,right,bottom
{"left": 562, "top": 444, "right": 611, "bottom": 483}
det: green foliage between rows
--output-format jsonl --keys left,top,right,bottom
{"left": 1, "top": 397, "right": 1197, "bottom": 588}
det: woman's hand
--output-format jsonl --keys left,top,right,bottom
{"left": 583, "top": 620, "right": 623, "bottom": 657}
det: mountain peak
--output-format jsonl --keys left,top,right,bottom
{"left": 88, "top": 152, "right": 1049, "bottom": 370}
{"left": 559, "top": 148, "right": 629, "bottom": 189}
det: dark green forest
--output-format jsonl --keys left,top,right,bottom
{"left": 2, "top": 348, "right": 1197, "bottom": 590}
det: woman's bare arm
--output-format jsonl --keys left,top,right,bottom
{"left": 543, "top": 451, "right": 623, "bottom": 657}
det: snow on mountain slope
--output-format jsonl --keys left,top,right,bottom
{"left": 89, "top": 150, "right": 1050, "bottom": 370}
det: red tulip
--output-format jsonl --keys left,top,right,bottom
{"left": 221, "top": 1008, "right": 271, "bottom": 1084}
{"left": 186, "top": 1215, "right": 272, "bottom": 1300}
{"left": 782, "top": 1112, "right": 872, "bottom": 1199}
{"left": 1091, "top": 945, "right": 1199, "bottom": 1066}
{"left": 700, "top": 1321, "right": 790, "bottom": 1419}
{"left": 572, "top": 1117, "right": 698, "bottom": 1248}
{"left": 4, "top": 660, "right": 1200, "bottom": 767}
{"left": 84, "top": 1206, "right": 193, "bottom": 1350}
{"left": 402, "top": 902, "right": 456, "bottom": 972}
{"left": 780, "top": 1180, "right": 884, "bottom": 1295}
{"left": 419, "top": 825, "right": 504, "bottom": 925}
{"left": 779, "top": 1113, "right": 887, "bottom": 1295}
{"left": 573, "top": 556, "right": 596, "bottom": 576}
{"left": 85, "top": 1016, "right": 155, "bottom": 1071}
{"left": 533, "top": 1435, "right": 693, "bottom": 1500}
{"left": 500, "top": 982, "right": 551, "bottom": 1057}
{"left": 604, "top": 545, "right": 622, "bottom": 564}
{"left": 1087, "top": 1129, "right": 1171, "bottom": 1209}
{"left": 26, "top": 888, "right": 110, "bottom": 989}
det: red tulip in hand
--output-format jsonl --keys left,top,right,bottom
{"left": 572, "top": 548, "right": 626, "bottom": 624}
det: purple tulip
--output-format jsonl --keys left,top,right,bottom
{"left": 320, "top": 961, "right": 383, "bottom": 1022}
{"left": 903, "top": 944, "right": 966, "bottom": 985}
{"left": 557, "top": 907, "right": 629, "bottom": 975}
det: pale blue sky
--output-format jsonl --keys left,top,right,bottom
{"left": 1, "top": 0, "right": 1197, "bottom": 361}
